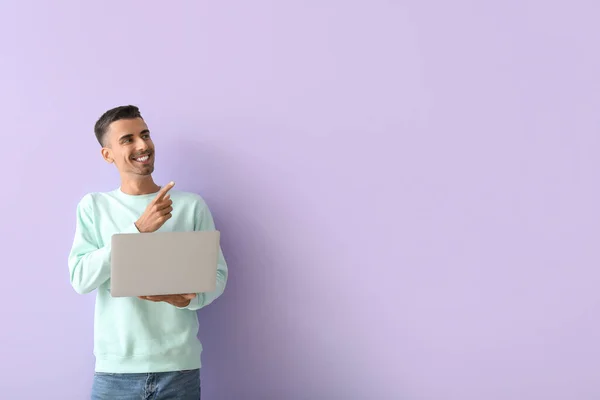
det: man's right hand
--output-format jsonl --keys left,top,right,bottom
{"left": 135, "top": 181, "right": 175, "bottom": 233}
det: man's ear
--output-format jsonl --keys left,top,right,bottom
{"left": 101, "top": 147, "right": 114, "bottom": 163}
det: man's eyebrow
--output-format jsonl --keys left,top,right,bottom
{"left": 118, "top": 133, "right": 133, "bottom": 142}
{"left": 118, "top": 129, "right": 150, "bottom": 142}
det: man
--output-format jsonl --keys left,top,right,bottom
{"left": 68, "top": 105, "right": 228, "bottom": 399}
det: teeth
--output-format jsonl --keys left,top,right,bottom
{"left": 135, "top": 156, "right": 149, "bottom": 162}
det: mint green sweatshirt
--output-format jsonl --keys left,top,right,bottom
{"left": 67, "top": 187, "right": 228, "bottom": 373}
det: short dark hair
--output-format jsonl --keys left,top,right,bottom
{"left": 94, "top": 105, "right": 143, "bottom": 146}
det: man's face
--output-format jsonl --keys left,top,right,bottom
{"left": 101, "top": 117, "right": 155, "bottom": 176}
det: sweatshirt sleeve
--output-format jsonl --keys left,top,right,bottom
{"left": 68, "top": 195, "right": 139, "bottom": 294}
{"left": 180, "top": 200, "right": 229, "bottom": 311}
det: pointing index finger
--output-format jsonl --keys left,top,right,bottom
{"left": 155, "top": 181, "right": 175, "bottom": 202}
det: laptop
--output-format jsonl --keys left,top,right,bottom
{"left": 110, "top": 230, "right": 220, "bottom": 297}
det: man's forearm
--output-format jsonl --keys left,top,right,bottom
{"left": 68, "top": 222, "right": 140, "bottom": 295}
{"left": 69, "top": 245, "right": 112, "bottom": 294}
{"left": 181, "top": 264, "right": 228, "bottom": 311}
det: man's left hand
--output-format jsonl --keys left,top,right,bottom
{"left": 139, "top": 293, "right": 196, "bottom": 307}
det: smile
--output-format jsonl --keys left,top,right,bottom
{"left": 132, "top": 153, "right": 152, "bottom": 164}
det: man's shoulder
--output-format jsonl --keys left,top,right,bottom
{"left": 171, "top": 190, "right": 208, "bottom": 207}
{"left": 76, "top": 188, "right": 209, "bottom": 209}
{"left": 76, "top": 190, "right": 117, "bottom": 208}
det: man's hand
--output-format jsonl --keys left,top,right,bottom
{"left": 135, "top": 181, "right": 175, "bottom": 233}
{"left": 138, "top": 293, "right": 196, "bottom": 307}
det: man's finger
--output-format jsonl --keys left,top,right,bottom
{"left": 140, "top": 296, "right": 160, "bottom": 302}
{"left": 156, "top": 199, "right": 173, "bottom": 211}
{"left": 182, "top": 293, "right": 197, "bottom": 300}
{"left": 142, "top": 295, "right": 167, "bottom": 301}
{"left": 154, "top": 181, "right": 175, "bottom": 202}
{"left": 159, "top": 206, "right": 173, "bottom": 216}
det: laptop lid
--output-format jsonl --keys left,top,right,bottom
{"left": 110, "top": 230, "right": 220, "bottom": 297}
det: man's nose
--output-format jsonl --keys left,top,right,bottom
{"left": 134, "top": 138, "right": 150, "bottom": 152}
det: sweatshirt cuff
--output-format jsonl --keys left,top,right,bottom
{"left": 178, "top": 293, "right": 203, "bottom": 310}
{"left": 123, "top": 223, "right": 140, "bottom": 234}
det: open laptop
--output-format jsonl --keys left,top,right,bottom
{"left": 110, "top": 230, "right": 220, "bottom": 297}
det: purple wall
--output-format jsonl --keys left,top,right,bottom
{"left": 1, "top": 1, "right": 599, "bottom": 398}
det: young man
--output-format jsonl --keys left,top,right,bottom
{"left": 68, "top": 105, "right": 228, "bottom": 399}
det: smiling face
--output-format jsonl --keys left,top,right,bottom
{"left": 100, "top": 117, "right": 156, "bottom": 177}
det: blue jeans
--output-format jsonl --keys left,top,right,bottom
{"left": 91, "top": 369, "right": 201, "bottom": 399}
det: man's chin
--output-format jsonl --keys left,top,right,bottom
{"left": 136, "top": 165, "right": 154, "bottom": 175}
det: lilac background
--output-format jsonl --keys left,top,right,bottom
{"left": 0, "top": 1, "right": 599, "bottom": 399}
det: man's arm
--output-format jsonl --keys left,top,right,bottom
{"left": 67, "top": 195, "right": 138, "bottom": 294}
{"left": 178, "top": 200, "right": 228, "bottom": 311}
{"left": 69, "top": 184, "right": 175, "bottom": 295}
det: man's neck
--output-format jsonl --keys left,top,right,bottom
{"left": 119, "top": 176, "right": 161, "bottom": 195}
